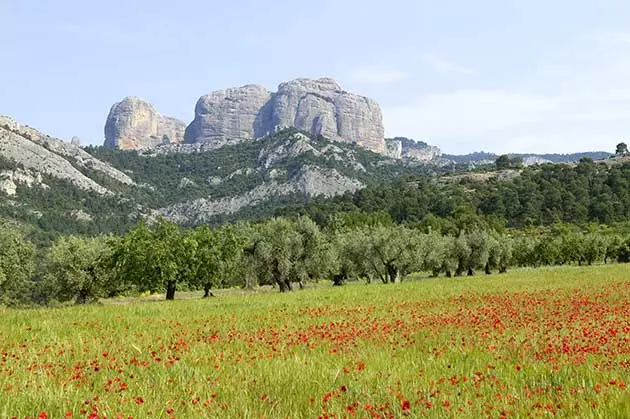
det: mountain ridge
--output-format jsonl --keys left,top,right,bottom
{"left": 105, "top": 77, "right": 385, "bottom": 154}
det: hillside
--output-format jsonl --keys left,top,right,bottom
{"left": 2, "top": 115, "right": 625, "bottom": 239}
{"left": 1, "top": 119, "right": 432, "bottom": 238}
{"left": 89, "top": 129, "right": 433, "bottom": 225}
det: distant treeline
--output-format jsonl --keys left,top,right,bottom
{"left": 267, "top": 160, "right": 630, "bottom": 229}
{"left": 2, "top": 215, "right": 629, "bottom": 307}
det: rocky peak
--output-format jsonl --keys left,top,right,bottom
{"left": 183, "top": 77, "right": 385, "bottom": 154}
{"left": 270, "top": 77, "right": 385, "bottom": 153}
{"left": 276, "top": 77, "right": 344, "bottom": 94}
{"left": 385, "top": 137, "right": 442, "bottom": 162}
{"left": 184, "top": 84, "right": 272, "bottom": 146}
{"left": 70, "top": 136, "right": 82, "bottom": 147}
{"left": 104, "top": 97, "right": 186, "bottom": 150}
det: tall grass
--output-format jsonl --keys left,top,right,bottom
{"left": 1, "top": 264, "right": 629, "bottom": 418}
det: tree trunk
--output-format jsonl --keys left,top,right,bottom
{"left": 277, "top": 279, "right": 288, "bottom": 292}
{"left": 203, "top": 284, "right": 214, "bottom": 298}
{"left": 386, "top": 264, "right": 399, "bottom": 283}
{"left": 446, "top": 270, "right": 452, "bottom": 278}
{"left": 484, "top": 263, "right": 491, "bottom": 275}
{"left": 499, "top": 266, "right": 507, "bottom": 274}
{"left": 467, "top": 267, "right": 475, "bottom": 276}
{"left": 284, "top": 279, "right": 293, "bottom": 291}
{"left": 166, "top": 281, "right": 176, "bottom": 300}
{"left": 332, "top": 274, "right": 345, "bottom": 286}
{"left": 75, "top": 288, "right": 89, "bottom": 305}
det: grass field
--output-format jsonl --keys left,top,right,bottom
{"left": 1, "top": 265, "right": 629, "bottom": 418}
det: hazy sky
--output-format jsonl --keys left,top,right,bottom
{"left": 2, "top": 0, "right": 630, "bottom": 154}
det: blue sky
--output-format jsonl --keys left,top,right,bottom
{"left": 2, "top": 0, "right": 630, "bottom": 154}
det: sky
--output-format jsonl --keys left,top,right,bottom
{"left": 2, "top": 0, "right": 630, "bottom": 154}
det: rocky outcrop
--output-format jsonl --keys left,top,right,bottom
{"left": 184, "top": 85, "right": 272, "bottom": 146}
{"left": 184, "top": 78, "right": 385, "bottom": 153}
{"left": 1, "top": 115, "right": 134, "bottom": 195}
{"left": 0, "top": 168, "right": 45, "bottom": 196}
{"left": 160, "top": 131, "right": 367, "bottom": 224}
{"left": 104, "top": 97, "right": 186, "bottom": 149}
{"left": 384, "top": 139, "right": 402, "bottom": 159}
{"left": 387, "top": 137, "right": 442, "bottom": 162}
{"left": 162, "top": 166, "right": 362, "bottom": 224}
{"left": 270, "top": 78, "right": 385, "bottom": 153}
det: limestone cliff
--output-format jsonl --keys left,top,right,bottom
{"left": 184, "top": 85, "right": 272, "bottom": 147}
{"left": 184, "top": 78, "right": 385, "bottom": 153}
{"left": 270, "top": 78, "right": 385, "bottom": 153}
{"left": 104, "top": 97, "right": 186, "bottom": 149}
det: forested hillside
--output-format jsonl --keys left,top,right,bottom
{"left": 226, "top": 158, "right": 630, "bottom": 229}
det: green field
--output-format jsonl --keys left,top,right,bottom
{"left": 1, "top": 265, "right": 629, "bottom": 418}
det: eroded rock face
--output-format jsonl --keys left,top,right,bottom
{"left": 271, "top": 78, "right": 385, "bottom": 153}
{"left": 1, "top": 115, "right": 134, "bottom": 195}
{"left": 184, "top": 78, "right": 386, "bottom": 153}
{"left": 104, "top": 97, "right": 186, "bottom": 149}
{"left": 184, "top": 85, "right": 272, "bottom": 147}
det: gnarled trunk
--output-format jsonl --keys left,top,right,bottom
{"left": 386, "top": 264, "right": 399, "bottom": 283}
{"left": 166, "top": 280, "right": 176, "bottom": 300}
{"left": 203, "top": 284, "right": 214, "bottom": 298}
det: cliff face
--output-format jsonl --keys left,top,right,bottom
{"left": 183, "top": 77, "right": 386, "bottom": 153}
{"left": 104, "top": 97, "right": 185, "bottom": 150}
{"left": 385, "top": 137, "right": 442, "bottom": 162}
{"left": 183, "top": 85, "right": 272, "bottom": 147}
{"left": 269, "top": 78, "right": 385, "bottom": 153}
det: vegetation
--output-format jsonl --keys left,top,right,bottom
{"left": 0, "top": 220, "right": 35, "bottom": 306}
{"left": 2, "top": 210, "right": 630, "bottom": 305}
{"left": 1, "top": 265, "right": 629, "bottom": 418}
{"left": 270, "top": 159, "right": 630, "bottom": 229}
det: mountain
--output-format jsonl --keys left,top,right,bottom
{"left": 1, "top": 115, "right": 133, "bottom": 194}
{"left": 1, "top": 115, "right": 423, "bottom": 238}
{"left": 2, "top": 113, "right": 620, "bottom": 240}
{"left": 442, "top": 151, "right": 612, "bottom": 166}
{"left": 104, "top": 97, "right": 186, "bottom": 150}
{"left": 105, "top": 77, "right": 385, "bottom": 154}
{"left": 0, "top": 115, "right": 144, "bottom": 239}
{"left": 90, "top": 128, "right": 424, "bottom": 225}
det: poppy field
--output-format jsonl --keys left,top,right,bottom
{"left": 1, "top": 264, "right": 629, "bottom": 418}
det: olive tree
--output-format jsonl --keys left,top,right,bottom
{"left": 0, "top": 222, "right": 35, "bottom": 306}
{"left": 251, "top": 218, "right": 304, "bottom": 292}
{"left": 346, "top": 225, "right": 420, "bottom": 284}
{"left": 193, "top": 224, "right": 244, "bottom": 297}
{"left": 44, "top": 235, "right": 117, "bottom": 304}
{"left": 111, "top": 220, "right": 198, "bottom": 300}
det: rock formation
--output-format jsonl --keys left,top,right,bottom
{"left": 104, "top": 97, "right": 186, "bottom": 149}
{"left": 184, "top": 85, "right": 272, "bottom": 147}
{"left": 1, "top": 115, "right": 134, "bottom": 195}
{"left": 385, "top": 137, "right": 442, "bottom": 162}
{"left": 183, "top": 78, "right": 386, "bottom": 153}
{"left": 270, "top": 78, "right": 385, "bottom": 153}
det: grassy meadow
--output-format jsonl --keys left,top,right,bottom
{"left": 1, "top": 265, "right": 629, "bottom": 418}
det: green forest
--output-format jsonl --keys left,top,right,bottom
{"left": 2, "top": 134, "right": 630, "bottom": 307}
